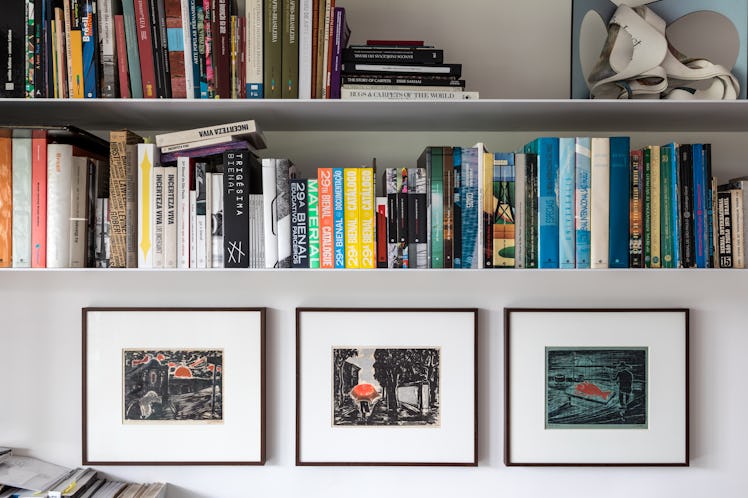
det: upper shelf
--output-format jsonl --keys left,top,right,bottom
{"left": 3, "top": 98, "right": 748, "bottom": 132}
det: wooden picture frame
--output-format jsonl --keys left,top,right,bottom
{"left": 82, "top": 307, "right": 266, "bottom": 465}
{"left": 504, "top": 308, "right": 689, "bottom": 466}
{"left": 296, "top": 307, "right": 478, "bottom": 466}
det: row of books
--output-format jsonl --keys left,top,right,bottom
{"left": 0, "top": 0, "right": 369, "bottom": 99}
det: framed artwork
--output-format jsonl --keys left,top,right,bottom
{"left": 82, "top": 307, "right": 266, "bottom": 465}
{"left": 296, "top": 308, "right": 478, "bottom": 466}
{"left": 504, "top": 308, "right": 689, "bottom": 466}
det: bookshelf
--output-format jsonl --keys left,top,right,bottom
{"left": 2, "top": 1, "right": 748, "bottom": 497}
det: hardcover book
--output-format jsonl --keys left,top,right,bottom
{"left": 679, "top": 144, "right": 695, "bottom": 268}
{"left": 0, "top": 1, "right": 25, "bottom": 97}
{"left": 263, "top": 0, "right": 282, "bottom": 98}
{"left": 223, "top": 149, "right": 250, "bottom": 268}
{"left": 692, "top": 143, "right": 707, "bottom": 268}
{"left": 282, "top": 0, "right": 299, "bottom": 98}
{"left": 134, "top": 0, "right": 157, "bottom": 97}
{"left": 165, "top": 0, "right": 188, "bottom": 98}
{"left": 443, "top": 146, "right": 454, "bottom": 268}
{"left": 137, "top": 143, "right": 156, "bottom": 268}
{"left": 525, "top": 138, "right": 559, "bottom": 269}
{"left": 629, "top": 149, "right": 644, "bottom": 268}
{"left": 261, "top": 158, "right": 278, "bottom": 267}
{"left": 109, "top": 130, "right": 143, "bottom": 268}
{"left": 428, "top": 147, "right": 444, "bottom": 268}
{"left": 660, "top": 143, "right": 679, "bottom": 269}
{"left": 407, "top": 167, "right": 427, "bottom": 269}
{"left": 376, "top": 196, "right": 387, "bottom": 268}
{"left": 318, "top": 167, "right": 334, "bottom": 268}
{"left": 717, "top": 189, "right": 734, "bottom": 268}
{"left": 0, "top": 131, "right": 11, "bottom": 267}
{"left": 452, "top": 147, "right": 462, "bottom": 268}
{"left": 155, "top": 120, "right": 266, "bottom": 149}
{"left": 121, "top": 0, "right": 144, "bottom": 98}
{"left": 164, "top": 166, "right": 177, "bottom": 268}
{"left": 384, "top": 167, "right": 401, "bottom": 268}
{"left": 646, "top": 145, "right": 661, "bottom": 268}
{"left": 359, "top": 167, "right": 375, "bottom": 268}
{"left": 333, "top": 166, "right": 345, "bottom": 268}
{"left": 31, "top": 130, "right": 47, "bottom": 268}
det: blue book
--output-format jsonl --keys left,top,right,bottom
{"left": 608, "top": 136, "right": 630, "bottom": 268}
{"left": 453, "top": 147, "right": 463, "bottom": 269}
{"left": 333, "top": 167, "right": 345, "bottom": 268}
{"left": 575, "top": 137, "right": 591, "bottom": 268}
{"left": 692, "top": 143, "right": 707, "bottom": 268}
{"left": 525, "top": 138, "right": 559, "bottom": 268}
{"left": 81, "top": 1, "right": 98, "bottom": 98}
{"left": 704, "top": 144, "right": 714, "bottom": 267}
{"left": 660, "top": 143, "right": 680, "bottom": 268}
{"left": 559, "top": 138, "right": 575, "bottom": 268}
{"left": 460, "top": 147, "right": 479, "bottom": 268}
{"left": 187, "top": 0, "right": 200, "bottom": 98}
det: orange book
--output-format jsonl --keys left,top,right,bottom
{"left": 31, "top": 130, "right": 48, "bottom": 268}
{"left": 318, "top": 167, "right": 334, "bottom": 268}
{"left": 70, "top": 30, "right": 85, "bottom": 99}
{"left": 0, "top": 130, "right": 12, "bottom": 267}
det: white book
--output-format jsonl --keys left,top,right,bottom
{"left": 12, "top": 130, "right": 32, "bottom": 267}
{"left": 180, "top": 0, "right": 195, "bottom": 99}
{"left": 195, "top": 162, "right": 207, "bottom": 268}
{"left": 177, "top": 157, "right": 190, "bottom": 268}
{"left": 164, "top": 167, "right": 177, "bottom": 268}
{"left": 196, "top": 214, "right": 207, "bottom": 268}
{"left": 590, "top": 137, "right": 610, "bottom": 269}
{"left": 137, "top": 143, "right": 156, "bottom": 268}
{"left": 341, "top": 89, "right": 479, "bottom": 100}
{"left": 246, "top": 0, "right": 263, "bottom": 97}
{"left": 474, "top": 142, "right": 487, "bottom": 269}
{"left": 298, "top": 0, "right": 312, "bottom": 99}
{"left": 262, "top": 158, "right": 278, "bottom": 268}
{"left": 249, "top": 193, "right": 265, "bottom": 268}
{"left": 69, "top": 157, "right": 88, "bottom": 268}
{"left": 155, "top": 121, "right": 266, "bottom": 149}
{"left": 205, "top": 171, "right": 212, "bottom": 268}
{"left": 211, "top": 173, "right": 224, "bottom": 268}
{"left": 46, "top": 144, "right": 74, "bottom": 268}
{"left": 514, "top": 153, "right": 526, "bottom": 268}
{"left": 96, "top": 0, "right": 116, "bottom": 97}
{"left": 153, "top": 166, "right": 165, "bottom": 268}
{"left": 189, "top": 189, "right": 197, "bottom": 268}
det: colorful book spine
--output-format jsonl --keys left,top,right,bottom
{"left": 396, "top": 167, "right": 409, "bottom": 268}
{"left": 0, "top": 131, "right": 11, "bottom": 267}
{"left": 31, "top": 130, "right": 47, "bottom": 268}
{"left": 298, "top": 0, "right": 312, "bottom": 99}
{"left": 574, "top": 138, "right": 591, "bottom": 269}
{"left": 692, "top": 144, "right": 707, "bottom": 268}
{"left": 290, "top": 178, "right": 309, "bottom": 268}
{"left": 359, "top": 167, "right": 375, "bottom": 269}
{"left": 11, "top": 130, "right": 32, "bottom": 268}
{"left": 459, "top": 147, "right": 479, "bottom": 268}
{"left": 317, "top": 167, "right": 334, "bottom": 268}
{"left": 481, "top": 148, "right": 492, "bottom": 269}
{"left": 223, "top": 149, "right": 250, "bottom": 267}
{"left": 165, "top": 0, "right": 188, "bottom": 98}
{"left": 648, "top": 145, "right": 661, "bottom": 268}
{"left": 329, "top": 6, "right": 348, "bottom": 99}
{"left": 332, "top": 167, "right": 345, "bottom": 268}
{"left": 608, "top": 136, "right": 630, "bottom": 268}
{"left": 137, "top": 143, "right": 156, "bottom": 267}
{"left": 428, "top": 148, "right": 444, "bottom": 268}
{"left": 491, "top": 152, "right": 515, "bottom": 267}
{"left": 184, "top": 0, "right": 199, "bottom": 98}
{"left": 213, "top": 0, "right": 230, "bottom": 99}
{"left": 524, "top": 153, "right": 537, "bottom": 268}
{"left": 558, "top": 138, "right": 575, "bottom": 269}
{"left": 526, "top": 138, "right": 559, "bottom": 268}
{"left": 263, "top": 0, "right": 282, "bottom": 98}
{"left": 643, "top": 147, "right": 651, "bottom": 267}
{"left": 343, "top": 167, "right": 360, "bottom": 268}
{"left": 307, "top": 178, "right": 320, "bottom": 268}
{"left": 452, "top": 147, "right": 461, "bottom": 268}
{"left": 408, "top": 167, "right": 427, "bottom": 268}
{"left": 246, "top": 0, "right": 263, "bottom": 97}
{"left": 282, "top": 0, "right": 299, "bottom": 98}
{"left": 629, "top": 149, "right": 643, "bottom": 268}
{"left": 443, "top": 147, "right": 454, "bottom": 268}
{"left": 376, "top": 196, "right": 387, "bottom": 268}
{"left": 590, "top": 137, "right": 609, "bottom": 269}
{"left": 704, "top": 145, "right": 715, "bottom": 267}
{"left": 717, "top": 189, "right": 734, "bottom": 268}
{"left": 81, "top": 0, "right": 98, "bottom": 97}
{"left": 114, "top": 15, "right": 131, "bottom": 97}
{"left": 134, "top": 0, "right": 157, "bottom": 97}
{"left": 153, "top": 165, "right": 165, "bottom": 268}
{"left": 660, "top": 144, "right": 677, "bottom": 268}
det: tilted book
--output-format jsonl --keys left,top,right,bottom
{"left": 155, "top": 120, "right": 266, "bottom": 149}
{"left": 12, "top": 130, "right": 32, "bottom": 268}
{"left": 574, "top": 138, "right": 591, "bottom": 269}
{"left": 590, "top": 137, "right": 609, "bottom": 269}
{"left": 608, "top": 136, "right": 630, "bottom": 268}
{"left": 558, "top": 138, "right": 575, "bottom": 269}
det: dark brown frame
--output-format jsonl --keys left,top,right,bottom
{"left": 295, "top": 307, "right": 479, "bottom": 466}
{"left": 504, "top": 307, "right": 689, "bottom": 467}
{"left": 82, "top": 307, "right": 266, "bottom": 466}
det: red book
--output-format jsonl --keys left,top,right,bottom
{"left": 134, "top": 0, "right": 157, "bottom": 97}
{"left": 114, "top": 15, "right": 131, "bottom": 98}
{"left": 215, "top": 0, "right": 230, "bottom": 98}
{"left": 31, "top": 130, "right": 48, "bottom": 268}
{"left": 324, "top": 0, "right": 335, "bottom": 99}
{"left": 318, "top": 168, "right": 334, "bottom": 268}
{"left": 366, "top": 40, "right": 425, "bottom": 46}
{"left": 376, "top": 199, "right": 387, "bottom": 268}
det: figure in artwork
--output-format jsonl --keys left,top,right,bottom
{"left": 332, "top": 347, "right": 440, "bottom": 426}
{"left": 545, "top": 347, "right": 647, "bottom": 428}
{"left": 123, "top": 350, "right": 223, "bottom": 423}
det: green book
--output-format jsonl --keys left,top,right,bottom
{"left": 264, "top": 0, "right": 282, "bottom": 98}
{"left": 281, "top": 0, "right": 298, "bottom": 98}
{"left": 121, "top": 0, "right": 143, "bottom": 98}
{"left": 430, "top": 148, "right": 444, "bottom": 268}
{"left": 308, "top": 179, "right": 320, "bottom": 268}
{"left": 660, "top": 145, "right": 676, "bottom": 268}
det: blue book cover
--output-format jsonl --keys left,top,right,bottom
{"left": 81, "top": 1, "right": 98, "bottom": 98}
{"left": 608, "top": 136, "right": 630, "bottom": 268}
{"left": 460, "top": 147, "right": 479, "bottom": 269}
{"left": 333, "top": 167, "right": 345, "bottom": 268}
{"left": 453, "top": 147, "right": 463, "bottom": 269}
{"left": 559, "top": 138, "right": 575, "bottom": 268}
{"left": 525, "top": 138, "right": 559, "bottom": 268}
{"left": 575, "top": 137, "right": 591, "bottom": 268}
{"left": 692, "top": 143, "right": 707, "bottom": 268}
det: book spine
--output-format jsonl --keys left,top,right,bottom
{"left": 307, "top": 178, "right": 320, "bottom": 268}
{"left": 376, "top": 196, "right": 387, "bottom": 268}
{"left": 340, "top": 88, "right": 478, "bottom": 100}
{"left": 333, "top": 166, "right": 345, "bottom": 267}
{"left": 68, "top": 157, "right": 88, "bottom": 267}
{"left": 323, "top": 0, "right": 335, "bottom": 98}
{"left": 480, "top": 149, "right": 490, "bottom": 269}
{"left": 189, "top": 188, "right": 196, "bottom": 267}
{"left": 608, "top": 136, "right": 630, "bottom": 268}
{"left": 155, "top": 120, "right": 261, "bottom": 148}
{"left": 214, "top": 0, "right": 229, "bottom": 98}
{"left": 194, "top": 162, "right": 207, "bottom": 267}
{"left": 705, "top": 145, "right": 715, "bottom": 267}
{"left": 679, "top": 144, "right": 694, "bottom": 268}
{"left": 536, "top": 138, "right": 560, "bottom": 269}
{"left": 275, "top": 159, "right": 293, "bottom": 267}
{"left": 281, "top": 0, "right": 298, "bottom": 98}
{"left": 0, "top": 1, "right": 26, "bottom": 97}
{"left": 317, "top": 167, "right": 334, "bottom": 268}
{"left": 314, "top": 0, "right": 326, "bottom": 97}
{"left": 44, "top": 144, "right": 70, "bottom": 267}
{"left": 41, "top": 0, "right": 52, "bottom": 97}
{"left": 204, "top": 170, "right": 212, "bottom": 267}
{"left": 85, "top": 160, "right": 98, "bottom": 268}
{"left": 185, "top": 0, "right": 199, "bottom": 98}
{"left": 385, "top": 167, "right": 399, "bottom": 268}
{"left": 246, "top": 0, "right": 262, "bottom": 97}
{"left": 590, "top": 137, "right": 609, "bottom": 268}
{"left": 177, "top": 156, "right": 190, "bottom": 267}
{"left": 310, "top": 0, "right": 318, "bottom": 97}
{"left": 68, "top": 1, "right": 85, "bottom": 98}
{"left": 558, "top": 138, "right": 575, "bottom": 269}
{"left": 430, "top": 148, "right": 444, "bottom": 268}
{"left": 248, "top": 193, "right": 263, "bottom": 267}
{"left": 81, "top": 0, "right": 97, "bottom": 97}
{"left": 25, "top": 0, "right": 34, "bottom": 98}
{"left": 642, "top": 147, "right": 651, "bottom": 267}
{"left": 342, "top": 48, "right": 443, "bottom": 64}
{"left": 195, "top": 2, "right": 206, "bottom": 96}
{"left": 692, "top": 144, "right": 707, "bottom": 268}
{"left": 164, "top": 167, "right": 177, "bottom": 267}
{"left": 33, "top": 0, "right": 44, "bottom": 97}
{"left": 94, "top": 198, "right": 110, "bottom": 266}
{"left": 97, "top": 0, "right": 116, "bottom": 97}
{"left": 153, "top": 0, "right": 172, "bottom": 98}
{"left": 408, "top": 167, "right": 427, "bottom": 269}
{"left": 396, "top": 167, "right": 409, "bottom": 268}
{"left": 717, "top": 189, "right": 733, "bottom": 268}
{"left": 329, "top": 6, "right": 344, "bottom": 99}
{"left": 660, "top": 144, "right": 678, "bottom": 268}
{"left": 261, "top": 159, "right": 277, "bottom": 267}
{"left": 459, "top": 147, "right": 479, "bottom": 268}
{"left": 731, "top": 189, "right": 745, "bottom": 268}
{"left": 442, "top": 147, "right": 454, "bottom": 268}
{"left": 512, "top": 152, "right": 525, "bottom": 268}
{"left": 649, "top": 145, "right": 661, "bottom": 268}
{"left": 298, "top": 0, "right": 312, "bottom": 99}
{"left": 114, "top": 15, "right": 131, "bottom": 97}
{"left": 574, "top": 138, "right": 590, "bottom": 268}
{"left": 137, "top": 143, "right": 156, "bottom": 267}
{"left": 452, "top": 148, "right": 461, "bottom": 268}
{"left": 263, "top": 0, "right": 281, "bottom": 98}
{"left": 210, "top": 172, "right": 223, "bottom": 267}
{"left": 341, "top": 74, "right": 465, "bottom": 86}
{"left": 710, "top": 176, "right": 718, "bottom": 267}
{"left": 220, "top": 150, "right": 248, "bottom": 267}
{"left": 11, "top": 130, "right": 31, "bottom": 267}
{"left": 319, "top": 0, "right": 333, "bottom": 98}
{"left": 153, "top": 166, "right": 165, "bottom": 267}
{"left": 121, "top": 0, "right": 143, "bottom": 97}
{"left": 290, "top": 178, "right": 309, "bottom": 267}
{"left": 493, "top": 152, "right": 516, "bottom": 268}
{"left": 166, "top": 0, "right": 188, "bottom": 98}
{"left": 31, "top": 130, "right": 47, "bottom": 267}
{"left": 134, "top": 0, "right": 157, "bottom": 97}
{"left": 343, "top": 167, "right": 359, "bottom": 268}
{"left": 629, "top": 149, "right": 643, "bottom": 268}
{"left": 109, "top": 132, "right": 127, "bottom": 267}
{"left": 341, "top": 62, "right": 461, "bottom": 76}
{"left": 359, "top": 167, "right": 375, "bottom": 269}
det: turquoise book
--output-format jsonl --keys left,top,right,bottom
{"left": 608, "top": 136, "right": 631, "bottom": 268}
{"left": 430, "top": 148, "right": 444, "bottom": 268}
{"left": 121, "top": 0, "right": 144, "bottom": 98}
{"left": 692, "top": 143, "right": 707, "bottom": 268}
{"left": 525, "top": 137, "right": 559, "bottom": 268}
{"left": 575, "top": 137, "right": 591, "bottom": 268}
{"left": 460, "top": 146, "right": 479, "bottom": 268}
{"left": 660, "top": 143, "right": 679, "bottom": 268}
{"left": 333, "top": 167, "right": 345, "bottom": 268}
{"left": 559, "top": 138, "right": 575, "bottom": 269}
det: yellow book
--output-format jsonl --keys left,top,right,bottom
{"left": 344, "top": 167, "right": 360, "bottom": 268}
{"left": 137, "top": 143, "right": 156, "bottom": 268}
{"left": 70, "top": 30, "right": 84, "bottom": 99}
{"left": 359, "top": 167, "right": 375, "bottom": 269}
{"left": 647, "top": 145, "right": 661, "bottom": 268}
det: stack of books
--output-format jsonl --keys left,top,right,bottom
{"left": 339, "top": 40, "right": 477, "bottom": 100}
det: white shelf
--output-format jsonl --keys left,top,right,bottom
{"left": 4, "top": 98, "right": 748, "bottom": 132}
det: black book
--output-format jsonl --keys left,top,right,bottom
{"left": 147, "top": 0, "right": 170, "bottom": 98}
{"left": 679, "top": 144, "right": 695, "bottom": 268}
{"left": 717, "top": 189, "right": 734, "bottom": 268}
{"left": 0, "top": 1, "right": 26, "bottom": 97}
{"left": 341, "top": 62, "right": 462, "bottom": 78}
{"left": 33, "top": 0, "right": 45, "bottom": 97}
{"left": 45, "top": 0, "right": 58, "bottom": 97}
{"left": 290, "top": 178, "right": 309, "bottom": 268}
{"left": 397, "top": 169, "right": 409, "bottom": 247}
{"left": 342, "top": 48, "right": 444, "bottom": 65}
{"left": 341, "top": 74, "right": 464, "bottom": 87}
{"left": 223, "top": 149, "right": 250, "bottom": 268}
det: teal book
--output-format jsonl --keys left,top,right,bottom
{"left": 460, "top": 146, "right": 479, "bottom": 268}
{"left": 453, "top": 147, "right": 462, "bottom": 268}
{"left": 121, "top": 0, "right": 144, "bottom": 98}
{"left": 429, "top": 147, "right": 444, "bottom": 268}
{"left": 558, "top": 138, "right": 575, "bottom": 268}
{"left": 692, "top": 144, "right": 707, "bottom": 268}
{"left": 575, "top": 137, "right": 591, "bottom": 268}
{"left": 609, "top": 136, "right": 631, "bottom": 268}
{"left": 493, "top": 152, "right": 515, "bottom": 267}
{"left": 525, "top": 137, "right": 559, "bottom": 268}
{"left": 660, "top": 143, "right": 679, "bottom": 268}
